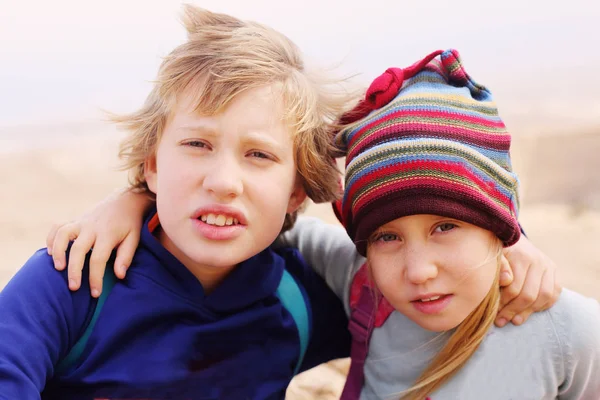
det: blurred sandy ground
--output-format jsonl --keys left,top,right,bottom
{"left": 0, "top": 122, "right": 599, "bottom": 399}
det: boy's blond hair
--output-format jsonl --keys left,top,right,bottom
{"left": 115, "top": 5, "right": 352, "bottom": 231}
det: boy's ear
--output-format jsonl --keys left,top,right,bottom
{"left": 144, "top": 157, "right": 158, "bottom": 195}
{"left": 286, "top": 179, "right": 307, "bottom": 214}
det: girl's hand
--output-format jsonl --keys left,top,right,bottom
{"left": 496, "top": 234, "right": 561, "bottom": 327}
{"left": 46, "top": 189, "right": 152, "bottom": 298}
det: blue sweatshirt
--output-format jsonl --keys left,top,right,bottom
{"left": 0, "top": 212, "right": 350, "bottom": 399}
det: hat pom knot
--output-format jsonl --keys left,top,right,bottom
{"left": 366, "top": 68, "right": 404, "bottom": 109}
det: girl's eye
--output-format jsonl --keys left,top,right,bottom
{"left": 435, "top": 223, "right": 457, "bottom": 233}
{"left": 374, "top": 233, "right": 398, "bottom": 243}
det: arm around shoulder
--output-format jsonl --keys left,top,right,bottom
{"left": 552, "top": 289, "right": 600, "bottom": 399}
{"left": 0, "top": 249, "right": 91, "bottom": 398}
{"left": 278, "top": 216, "right": 365, "bottom": 303}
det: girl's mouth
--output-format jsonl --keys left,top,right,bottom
{"left": 411, "top": 294, "right": 453, "bottom": 314}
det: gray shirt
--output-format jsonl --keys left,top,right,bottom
{"left": 279, "top": 217, "right": 600, "bottom": 399}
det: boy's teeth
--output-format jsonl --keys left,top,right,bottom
{"left": 421, "top": 295, "right": 441, "bottom": 302}
{"left": 215, "top": 215, "right": 226, "bottom": 226}
{"left": 200, "top": 213, "right": 239, "bottom": 226}
{"left": 206, "top": 214, "right": 216, "bottom": 225}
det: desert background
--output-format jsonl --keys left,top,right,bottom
{"left": 1, "top": 0, "right": 599, "bottom": 398}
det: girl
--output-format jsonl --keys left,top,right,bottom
{"left": 275, "top": 49, "right": 600, "bottom": 398}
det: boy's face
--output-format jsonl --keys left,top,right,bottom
{"left": 145, "top": 84, "right": 305, "bottom": 282}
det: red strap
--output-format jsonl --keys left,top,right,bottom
{"left": 349, "top": 264, "right": 395, "bottom": 327}
{"left": 340, "top": 285, "right": 377, "bottom": 400}
{"left": 341, "top": 265, "right": 396, "bottom": 399}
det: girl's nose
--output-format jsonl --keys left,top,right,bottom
{"left": 403, "top": 245, "right": 438, "bottom": 285}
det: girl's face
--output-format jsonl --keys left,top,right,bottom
{"left": 367, "top": 214, "right": 499, "bottom": 332}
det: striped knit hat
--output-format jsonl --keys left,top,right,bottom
{"left": 335, "top": 49, "right": 520, "bottom": 256}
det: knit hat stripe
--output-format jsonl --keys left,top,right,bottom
{"left": 346, "top": 151, "right": 518, "bottom": 201}
{"left": 344, "top": 90, "right": 502, "bottom": 142}
{"left": 352, "top": 176, "right": 516, "bottom": 225}
{"left": 346, "top": 159, "right": 516, "bottom": 215}
{"left": 345, "top": 139, "right": 518, "bottom": 190}
{"left": 338, "top": 92, "right": 503, "bottom": 149}
{"left": 348, "top": 139, "right": 514, "bottom": 171}
{"left": 347, "top": 121, "right": 511, "bottom": 161}
{"left": 359, "top": 101, "right": 505, "bottom": 122}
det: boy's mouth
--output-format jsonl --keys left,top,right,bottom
{"left": 198, "top": 214, "right": 240, "bottom": 227}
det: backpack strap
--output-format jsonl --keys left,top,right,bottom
{"left": 341, "top": 264, "right": 395, "bottom": 400}
{"left": 340, "top": 285, "right": 377, "bottom": 400}
{"left": 55, "top": 266, "right": 118, "bottom": 374}
{"left": 275, "top": 269, "right": 310, "bottom": 376}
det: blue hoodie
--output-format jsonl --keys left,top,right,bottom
{"left": 0, "top": 212, "right": 350, "bottom": 399}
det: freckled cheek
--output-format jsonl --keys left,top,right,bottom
{"left": 455, "top": 263, "right": 497, "bottom": 304}
{"left": 370, "top": 259, "right": 404, "bottom": 299}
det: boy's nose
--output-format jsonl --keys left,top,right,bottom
{"left": 202, "top": 156, "right": 244, "bottom": 199}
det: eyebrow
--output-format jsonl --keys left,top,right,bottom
{"left": 177, "top": 126, "right": 286, "bottom": 152}
{"left": 176, "top": 125, "right": 218, "bottom": 137}
{"left": 242, "top": 131, "right": 285, "bottom": 153}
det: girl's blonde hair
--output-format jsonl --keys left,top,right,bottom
{"left": 114, "top": 5, "right": 355, "bottom": 231}
{"left": 398, "top": 238, "right": 503, "bottom": 400}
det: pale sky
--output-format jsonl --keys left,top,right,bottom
{"left": 1, "top": 0, "right": 599, "bottom": 130}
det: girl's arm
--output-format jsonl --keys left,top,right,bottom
{"left": 0, "top": 250, "right": 92, "bottom": 398}
{"left": 47, "top": 189, "right": 152, "bottom": 297}
{"left": 276, "top": 217, "right": 364, "bottom": 305}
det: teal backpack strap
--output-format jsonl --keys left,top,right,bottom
{"left": 275, "top": 269, "right": 310, "bottom": 376}
{"left": 55, "top": 266, "right": 118, "bottom": 374}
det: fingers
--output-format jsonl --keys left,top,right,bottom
{"left": 498, "top": 252, "right": 526, "bottom": 309}
{"left": 495, "top": 256, "right": 527, "bottom": 327}
{"left": 46, "top": 223, "right": 61, "bottom": 255}
{"left": 66, "top": 232, "right": 96, "bottom": 291}
{"left": 498, "top": 255, "right": 513, "bottom": 287}
{"left": 497, "top": 263, "right": 545, "bottom": 327}
{"left": 528, "top": 264, "right": 557, "bottom": 313}
{"left": 88, "top": 239, "right": 116, "bottom": 298}
{"left": 52, "top": 222, "right": 81, "bottom": 271}
{"left": 114, "top": 232, "right": 140, "bottom": 279}
{"left": 509, "top": 267, "right": 556, "bottom": 326}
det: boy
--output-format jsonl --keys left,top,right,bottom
{"left": 0, "top": 6, "right": 350, "bottom": 399}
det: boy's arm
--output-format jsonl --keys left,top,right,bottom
{"left": 555, "top": 292, "right": 600, "bottom": 399}
{"left": 0, "top": 250, "right": 90, "bottom": 399}
{"left": 496, "top": 235, "right": 561, "bottom": 327}
{"left": 277, "top": 217, "right": 364, "bottom": 305}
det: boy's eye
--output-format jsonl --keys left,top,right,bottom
{"left": 435, "top": 223, "right": 457, "bottom": 233}
{"left": 184, "top": 140, "right": 209, "bottom": 148}
{"left": 248, "top": 151, "right": 272, "bottom": 160}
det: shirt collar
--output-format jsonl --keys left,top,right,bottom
{"left": 140, "top": 210, "right": 284, "bottom": 313}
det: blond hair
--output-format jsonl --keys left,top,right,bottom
{"left": 400, "top": 239, "right": 503, "bottom": 400}
{"left": 114, "top": 5, "right": 354, "bottom": 231}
